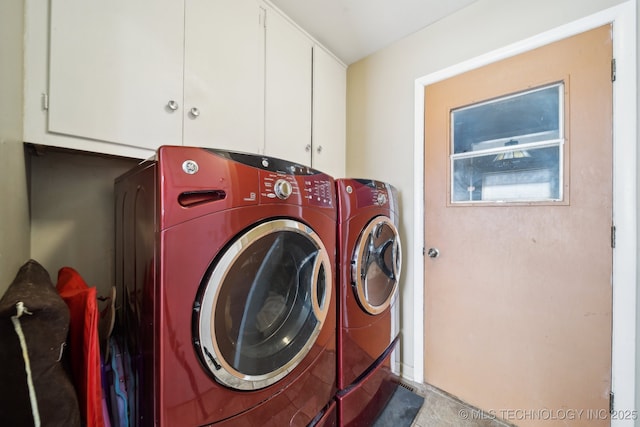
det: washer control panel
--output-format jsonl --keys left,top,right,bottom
{"left": 260, "top": 173, "right": 333, "bottom": 208}
{"left": 376, "top": 192, "right": 388, "bottom": 206}
{"left": 262, "top": 174, "right": 298, "bottom": 201}
{"left": 365, "top": 186, "right": 389, "bottom": 207}
{"left": 204, "top": 148, "right": 336, "bottom": 209}
{"left": 353, "top": 179, "right": 391, "bottom": 209}
{"left": 302, "top": 179, "right": 333, "bottom": 208}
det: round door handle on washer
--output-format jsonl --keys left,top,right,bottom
{"left": 427, "top": 248, "right": 440, "bottom": 258}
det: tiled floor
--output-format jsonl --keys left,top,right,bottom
{"left": 405, "top": 382, "right": 516, "bottom": 427}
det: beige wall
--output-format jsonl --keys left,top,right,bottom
{"left": 346, "top": 0, "right": 630, "bottom": 383}
{"left": 29, "top": 149, "right": 139, "bottom": 297}
{"left": 0, "top": 0, "right": 30, "bottom": 295}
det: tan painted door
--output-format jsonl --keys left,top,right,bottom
{"left": 424, "top": 26, "right": 612, "bottom": 426}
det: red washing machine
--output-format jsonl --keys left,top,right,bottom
{"left": 114, "top": 146, "right": 338, "bottom": 427}
{"left": 335, "top": 179, "right": 402, "bottom": 426}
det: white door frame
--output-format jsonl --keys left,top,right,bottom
{"left": 413, "top": 1, "right": 637, "bottom": 423}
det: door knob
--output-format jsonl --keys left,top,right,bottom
{"left": 189, "top": 107, "right": 200, "bottom": 118}
{"left": 427, "top": 248, "right": 440, "bottom": 258}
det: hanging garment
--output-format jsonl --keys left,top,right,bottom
{"left": 57, "top": 266, "right": 105, "bottom": 427}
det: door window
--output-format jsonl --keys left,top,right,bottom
{"left": 450, "top": 83, "right": 564, "bottom": 203}
{"left": 194, "top": 219, "right": 331, "bottom": 390}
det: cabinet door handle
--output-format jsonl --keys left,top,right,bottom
{"left": 167, "top": 100, "right": 179, "bottom": 111}
{"left": 316, "top": 145, "right": 323, "bottom": 154}
{"left": 189, "top": 107, "right": 200, "bottom": 118}
{"left": 305, "top": 144, "right": 311, "bottom": 152}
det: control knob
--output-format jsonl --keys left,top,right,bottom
{"left": 274, "top": 179, "right": 293, "bottom": 200}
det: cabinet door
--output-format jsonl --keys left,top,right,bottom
{"left": 48, "top": 0, "right": 184, "bottom": 149}
{"left": 312, "top": 47, "right": 346, "bottom": 178}
{"left": 183, "top": 0, "right": 264, "bottom": 153}
{"left": 264, "top": 10, "right": 313, "bottom": 165}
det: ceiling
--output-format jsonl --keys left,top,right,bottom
{"left": 269, "top": 0, "right": 479, "bottom": 65}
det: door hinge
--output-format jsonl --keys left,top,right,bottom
{"left": 609, "top": 391, "right": 614, "bottom": 413}
{"left": 611, "top": 58, "right": 616, "bottom": 82}
{"left": 42, "top": 93, "right": 49, "bottom": 110}
{"left": 611, "top": 224, "right": 616, "bottom": 249}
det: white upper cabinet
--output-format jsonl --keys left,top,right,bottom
{"left": 27, "top": 0, "right": 264, "bottom": 158}
{"left": 48, "top": 0, "right": 185, "bottom": 152}
{"left": 183, "top": 0, "right": 264, "bottom": 151}
{"left": 264, "top": 10, "right": 313, "bottom": 166}
{"left": 312, "top": 47, "right": 346, "bottom": 178}
{"left": 23, "top": 0, "right": 344, "bottom": 166}
{"left": 263, "top": 8, "right": 346, "bottom": 177}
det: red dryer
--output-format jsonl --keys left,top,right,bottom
{"left": 114, "top": 146, "right": 338, "bottom": 426}
{"left": 335, "top": 179, "right": 402, "bottom": 426}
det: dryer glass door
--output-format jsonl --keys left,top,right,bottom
{"left": 195, "top": 219, "right": 331, "bottom": 390}
{"left": 352, "top": 216, "right": 402, "bottom": 315}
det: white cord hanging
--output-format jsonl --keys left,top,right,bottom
{"left": 11, "top": 301, "right": 41, "bottom": 427}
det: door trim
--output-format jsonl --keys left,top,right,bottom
{"left": 413, "top": 1, "right": 637, "bottom": 422}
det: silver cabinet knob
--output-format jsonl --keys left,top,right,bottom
{"left": 427, "top": 248, "right": 440, "bottom": 258}
{"left": 167, "top": 100, "right": 179, "bottom": 111}
{"left": 305, "top": 144, "right": 311, "bottom": 152}
{"left": 316, "top": 145, "right": 323, "bottom": 154}
{"left": 189, "top": 107, "right": 200, "bottom": 118}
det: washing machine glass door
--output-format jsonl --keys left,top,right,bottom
{"left": 351, "top": 216, "right": 402, "bottom": 315}
{"left": 195, "top": 219, "right": 332, "bottom": 390}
